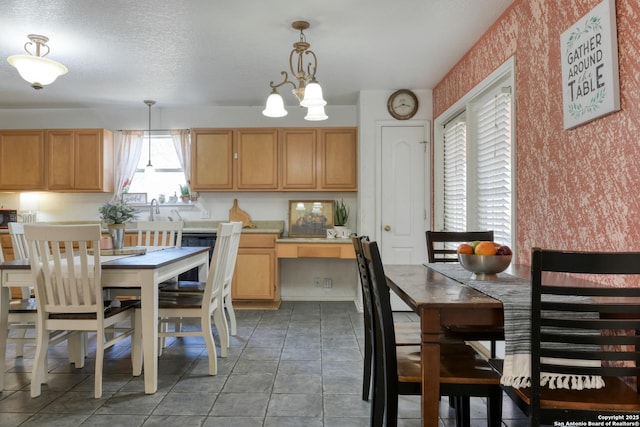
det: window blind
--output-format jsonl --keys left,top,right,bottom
{"left": 473, "top": 90, "right": 512, "bottom": 245}
{"left": 443, "top": 114, "right": 467, "bottom": 233}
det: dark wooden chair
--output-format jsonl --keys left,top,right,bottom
{"left": 352, "top": 236, "right": 421, "bottom": 402}
{"left": 361, "top": 237, "right": 502, "bottom": 427}
{"left": 426, "top": 230, "right": 504, "bottom": 358}
{"left": 497, "top": 248, "right": 640, "bottom": 426}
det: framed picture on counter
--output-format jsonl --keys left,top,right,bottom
{"left": 122, "top": 192, "right": 147, "bottom": 205}
{"left": 288, "top": 200, "right": 335, "bottom": 238}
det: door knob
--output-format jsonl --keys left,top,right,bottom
{"left": 384, "top": 225, "right": 391, "bottom": 231}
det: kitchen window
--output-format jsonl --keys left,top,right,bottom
{"left": 127, "top": 132, "right": 187, "bottom": 202}
{"left": 434, "top": 58, "right": 515, "bottom": 252}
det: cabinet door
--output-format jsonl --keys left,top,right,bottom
{"left": 232, "top": 249, "right": 276, "bottom": 300}
{"left": 280, "top": 128, "right": 317, "bottom": 190}
{"left": 48, "top": 129, "right": 113, "bottom": 192}
{"left": 319, "top": 128, "right": 358, "bottom": 190}
{"left": 0, "top": 130, "right": 46, "bottom": 190}
{"left": 191, "top": 129, "right": 234, "bottom": 190}
{"left": 235, "top": 129, "right": 278, "bottom": 189}
{"left": 75, "top": 129, "right": 113, "bottom": 191}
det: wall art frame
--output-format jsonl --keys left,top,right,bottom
{"left": 560, "top": 0, "right": 620, "bottom": 129}
{"left": 288, "top": 200, "right": 335, "bottom": 238}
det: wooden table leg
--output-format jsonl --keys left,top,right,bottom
{"left": 141, "top": 270, "right": 159, "bottom": 394}
{"left": 421, "top": 307, "right": 441, "bottom": 427}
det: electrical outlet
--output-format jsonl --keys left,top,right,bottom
{"left": 314, "top": 277, "right": 322, "bottom": 287}
{"left": 200, "top": 209, "right": 210, "bottom": 219}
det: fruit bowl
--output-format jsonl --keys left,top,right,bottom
{"left": 458, "top": 254, "right": 512, "bottom": 280}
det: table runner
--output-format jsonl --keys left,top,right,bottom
{"left": 425, "top": 263, "right": 604, "bottom": 390}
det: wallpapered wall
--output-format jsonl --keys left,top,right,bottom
{"left": 433, "top": 0, "right": 640, "bottom": 284}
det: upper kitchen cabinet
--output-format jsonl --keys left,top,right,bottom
{"left": 47, "top": 129, "right": 114, "bottom": 192}
{"left": 191, "top": 128, "right": 278, "bottom": 191}
{"left": 0, "top": 130, "right": 46, "bottom": 190}
{"left": 235, "top": 129, "right": 279, "bottom": 190}
{"left": 319, "top": 128, "right": 358, "bottom": 190}
{"left": 280, "top": 128, "right": 318, "bottom": 190}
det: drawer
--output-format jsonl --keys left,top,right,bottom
{"left": 239, "top": 234, "right": 277, "bottom": 248}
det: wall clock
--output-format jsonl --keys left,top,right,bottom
{"left": 387, "top": 89, "right": 419, "bottom": 120}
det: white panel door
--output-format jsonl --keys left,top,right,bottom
{"left": 380, "top": 124, "right": 429, "bottom": 311}
{"left": 380, "top": 124, "right": 429, "bottom": 265}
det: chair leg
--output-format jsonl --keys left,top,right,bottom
{"left": 30, "top": 327, "right": 49, "bottom": 398}
{"left": 487, "top": 387, "right": 503, "bottom": 427}
{"left": 455, "top": 396, "right": 471, "bottom": 427}
{"left": 224, "top": 293, "right": 237, "bottom": 336}
{"left": 490, "top": 340, "right": 497, "bottom": 358}
{"left": 202, "top": 310, "right": 218, "bottom": 375}
{"left": 362, "top": 326, "right": 372, "bottom": 401}
{"left": 213, "top": 300, "right": 229, "bottom": 358}
{"left": 95, "top": 330, "right": 105, "bottom": 398}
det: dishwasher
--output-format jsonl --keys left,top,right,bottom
{"left": 178, "top": 233, "right": 216, "bottom": 281}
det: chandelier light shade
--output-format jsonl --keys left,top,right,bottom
{"left": 262, "top": 89, "right": 288, "bottom": 117}
{"left": 7, "top": 34, "right": 68, "bottom": 90}
{"left": 144, "top": 100, "right": 156, "bottom": 174}
{"left": 263, "top": 21, "right": 328, "bottom": 121}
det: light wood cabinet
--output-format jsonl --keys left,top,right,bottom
{"left": 47, "top": 129, "right": 114, "bottom": 192}
{"left": 0, "top": 130, "right": 46, "bottom": 190}
{"left": 191, "top": 127, "right": 357, "bottom": 192}
{"left": 280, "top": 128, "right": 317, "bottom": 190}
{"left": 231, "top": 233, "right": 279, "bottom": 308}
{"left": 235, "top": 129, "right": 279, "bottom": 190}
{"left": 319, "top": 128, "right": 358, "bottom": 190}
{"left": 191, "top": 129, "right": 234, "bottom": 190}
{"left": 280, "top": 127, "right": 358, "bottom": 191}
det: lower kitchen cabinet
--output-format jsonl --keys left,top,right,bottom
{"left": 231, "top": 233, "right": 279, "bottom": 309}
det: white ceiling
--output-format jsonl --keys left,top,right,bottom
{"left": 0, "top": 0, "right": 513, "bottom": 110}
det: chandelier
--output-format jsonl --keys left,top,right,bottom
{"left": 262, "top": 21, "right": 328, "bottom": 121}
{"left": 7, "top": 34, "right": 68, "bottom": 90}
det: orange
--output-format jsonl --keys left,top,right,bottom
{"left": 474, "top": 241, "right": 497, "bottom": 256}
{"left": 456, "top": 243, "right": 474, "bottom": 255}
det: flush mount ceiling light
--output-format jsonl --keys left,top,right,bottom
{"left": 262, "top": 21, "right": 328, "bottom": 121}
{"left": 144, "top": 100, "right": 156, "bottom": 174}
{"left": 7, "top": 34, "right": 68, "bottom": 90}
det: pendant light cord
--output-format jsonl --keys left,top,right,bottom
{"left": 144, "top": 100, "right": 155, "bottom": 168}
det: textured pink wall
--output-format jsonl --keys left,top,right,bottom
{"left": 434, "top": 0, "right": 640, "bottom": 282}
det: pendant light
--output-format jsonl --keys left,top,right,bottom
{"left": 144, "top": 100, "right": 156, "bottom": 174}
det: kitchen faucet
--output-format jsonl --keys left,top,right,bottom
{"left": 149, "top": 198, "right": 160, "bottom": 221}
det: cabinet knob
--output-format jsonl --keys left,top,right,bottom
{"left": 384, "top": 225, "right": 391, "bottom": 232}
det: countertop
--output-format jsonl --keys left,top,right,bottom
{"left": 1, "top": 220, "right": 285, "bottom": 235}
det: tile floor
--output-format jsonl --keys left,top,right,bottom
{"left": 1, "top": 301, "right": 528, "bottom": 426}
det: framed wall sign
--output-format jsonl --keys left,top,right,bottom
{"left": 122, "top": 192, "right": 147, "bottom": 204}
{"left": 288, "top": 200, "right": 335, "bottom": 237}
{"left": 560, "top": 0, "right": 620, "bottom": 129}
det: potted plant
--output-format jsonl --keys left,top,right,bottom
{"left": 98, "top": 200, "right": 138, "bottom": 249}
{"left": 334, "top": 199, "right": 350, "bottom": 238}
{"left": 179, "top": 184, "right": 190, "bottom": 202}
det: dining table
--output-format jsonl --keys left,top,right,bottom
{"left": 383, "top": 263, "right": 531, "bottom": 427}
{"left": 0, "top": 245, "right": 210, "bottom": 394}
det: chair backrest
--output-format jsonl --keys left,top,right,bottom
{"left": 9, "top": 222, "right": 29, "bottom": 260}
{"left": 24, "top": 224, "right": 103, "bottom": 315}
{"left": 223, "top": 222, "right": 243, "bottom": 286}
{"left": 426, "top": 230, "right": 494, "bottom": 263}
{"left": 361, "top": 239, "right": 400, "bottom": 398}
{"left": 530, "top": 247, "right": 640, "bottom": 424}
{"left": 352, "top": 235, "right": 373, "bottom": 332}
{"left": 201, "top": 222, "right": 234, "bottom": 309}
{"left": 135, "top": 221, "right": 184, "bottom": 247}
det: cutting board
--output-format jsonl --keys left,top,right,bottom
{"left": 229, "top": 199, "right": 256, "bottom": 228}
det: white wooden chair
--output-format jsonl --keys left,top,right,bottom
{"left": 25, "top": 224, "right": 142, "bottom": 398}
{"left": 158, "top": 221, "right": 242, "bottom": 354}
{"left": 135, "top": 220, "right": 184, "bottom": 247}
{"left": 154, "top": 222, "right": 235, "bottom": 374}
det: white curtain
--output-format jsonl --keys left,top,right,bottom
{"left": 114, "top": 131, "right": 144, "bottom": 200}
{"left": 171, "top": 129, "right": 191, "bottom": 188}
